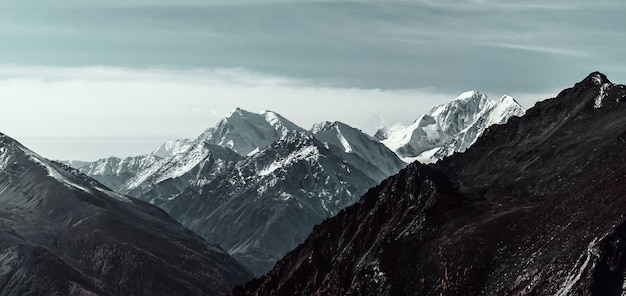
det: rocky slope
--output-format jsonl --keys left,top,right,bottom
{"left": 232, "top": 72, "right": 626, "bottom": 295}
{"left": 376, "top": 91, "right": 525, "bottom": 163}
{"left": 0, "top": 134, "right": 251, "bottom": 295}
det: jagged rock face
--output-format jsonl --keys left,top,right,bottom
{"left": 0, "top": 135, "right": 251, "bottom": 295}
{"left": 69, "top": 138, "right": 195, "bottom": 195}
{"left": 123, "top": 143, "right": 242, "bottom": 204}
{"left": 376, "top": 91, "right": 525, "bottom": 163}
{"left": 74, "top": 141, "right": 243, "bottom": 205}
{"left": 69, "top": 153, "right": 163, "bottom": 193}
{"left": 232, "top": 72, "right": 626, "bottom": 295}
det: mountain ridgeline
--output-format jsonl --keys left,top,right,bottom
{"left": 232, "top": 72, "right": 626, "bottom": 295}
{"left": 0, "top": 134, "right": 251, "bottom": 295}
{"left": 69, "top": 94, "right": 522, "bottom": 276}
{"left": 375, "top": 90, "right": 525, "bottom": 163}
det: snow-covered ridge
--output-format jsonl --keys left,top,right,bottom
{"left": 258, "top": 145, "right": 320, "bottom": 176}
{"left": 0, "top": 134, "right": 133, "bottom": 201}
{"left": 28, "top": 155, "right": 92, "bottom": 193}
{"left": 376, "top": 91, "right": 525, "bottom": 163}
{"left": 152, "top": 139, "right": 193, "bottom": 158}
{"left": 0, "top": 135, "right": 92, "bottom": 193}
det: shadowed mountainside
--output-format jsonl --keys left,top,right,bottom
{"left": 0, "top": 134, "right": 252, "bottom": 295}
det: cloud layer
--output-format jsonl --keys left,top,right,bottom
{"left": 0, "top": 1, "right": 623, "bottom": 93}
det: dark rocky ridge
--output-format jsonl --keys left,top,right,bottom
{"left": 0, "top": 134, "right": 252, "bottom": 295}
{"left": 232, "top": 72, "right": 626, "bottom": 295}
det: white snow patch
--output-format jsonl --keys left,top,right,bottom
{"left": 27, "top": 154, "right": 92, "bottom": 193}
{"left": 594, "top": 83, "right": 610, "bottom": 109}
{"left": 0, "top": 147, "right": 11, "bottom": 171}
{"left": 258, "top": 145, "right": 319, "bottom": 176}
{"left": 125, "top": 160, "right": 164, "bottom": 189}
{"left": 279, "top": 192, "right": 292, "bottom": 201}
{"left": 126, "top": 142, "right": 210, "bottom": 189}
{"left": 155, "top": 145, "right": 210, "bottom": 183}
{"left": 336, "top": 129, "right": 353, "bottom": 153}
{"left": 414, "top": 147, "right": 440, "bottom": 164}
{"left": 457, "top": 90, "right": 479, "bottom": 100}
{"left": 247, "top": 147, "right": 260, "bottom": 156}
{"left": 258, "top": 161, "right": 282, "bottom": 176}
{"left": 95, "top": 187, "right": 132, "bottom": 202}
{"left": 556, "top": 237, "right": 600, "bottom": 296}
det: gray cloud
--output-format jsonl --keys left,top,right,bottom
{"left": 0, "top": 0, "right": 623, "bottom": 93}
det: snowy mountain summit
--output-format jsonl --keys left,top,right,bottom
{"left": 198, "top": 107, "right": 306, "bottom": 156}
{"left": 375, "top": 91, "right": 525, "bottom": 163}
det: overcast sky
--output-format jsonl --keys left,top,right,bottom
{"left": 0, "top": 0, "right": 624, "bottom": 160}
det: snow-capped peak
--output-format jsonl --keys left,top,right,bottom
{"left": 377, "top": 91, "right": 525, "bottom": 163}
{"left": 311, "top": 121, "right": 354, "bottom": 153}
{"left": 310, "top": 121, "right": 335, "bottom": 134}
{"left": 199, "top": 108, "right": 306, "bottom": 156}
{"left": 427, "top": 91, "right": 491, "bottom": 130}
{"left": 262, "top": 110, "right": 306, "bottom": 135}
{"left": 498, "top": 94, "right": 517, "bottom": 104}
{"left": 311, "top": 121, "right": 405, "bottom": 179}
{"left": 591, "top": 73, "right": 604, "bottom": 85}
{"left": 455, "top": 90, "right": 486, "bottom": 101}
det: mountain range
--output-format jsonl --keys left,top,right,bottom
{"left": 67, "top": 92, "right": 523, "bottom": 276}
{"left": 69, "top": 109, "right": 406, "bottom": 276}
{"left": 0, "top": 133, "right": 251, "bottom": 295}
{"left": 232, "top": 72, "right": 626, "bottom": 295}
